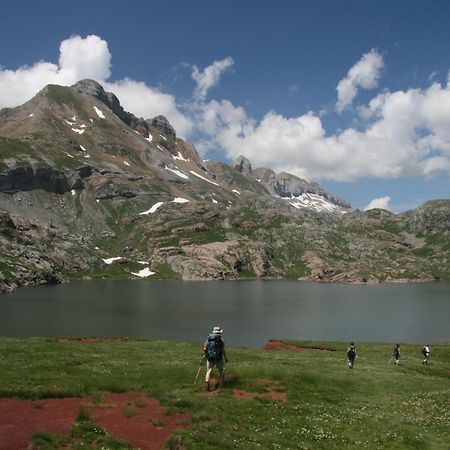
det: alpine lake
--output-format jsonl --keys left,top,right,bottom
{"left": 1, "top": 280, "right": 449, "bottom": 347}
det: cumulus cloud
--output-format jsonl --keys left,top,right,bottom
{"left": 0, "top": 35, "right": 192, "bottom": 137}
{"left": 192, "top": 57, "right": 234, "bottom": 100}
{"left": 58, "top": 35, "right": 111, "bottom": 82}
{"left": 0, "top": 35, "right": 111, "bottom": 108}
{"left": 196, "top": 75, "right": 450, "bottom": 181}
{"left": 364, "top": 196, "right": 391, "bottom": 211}
{"left": 336, "top": 49, "right": 384, "bottom": 112}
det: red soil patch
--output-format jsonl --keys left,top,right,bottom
{"left": 262, "top": 340, "right": 333, "bottom": 352}
{"left": 0, "top": 397, "right": 83, "bottom": 450}
{"left": 90, "top": 392, "right": 189, "bottom": 450}
{"left": 0, "top": 392, "right": 189, "bottom": 450}
{"left": 232, "top": 389, "right": 287, "bottom": 403}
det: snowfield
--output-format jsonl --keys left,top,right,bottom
{"left": 287, "top": 193, "right": 346, "bottom": 213}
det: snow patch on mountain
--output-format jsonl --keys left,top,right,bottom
{"left": 102, "top": 257, "right": 123, "bottom": 264}
{"left": 165, "top": 166, "right": 189, "bottom": 179}
{"left": 287, "top": 193, "right": 347, "bottom": 213}
{"left": 173, "top": 151, "right": 189, "bottom": 161}
{"left": 93, "top": 106, "right": 105, "bottom": 119}
{"left": 172, "top": 197, "right": 189, "bottom": 203}
{"left": 190, "top": 170, "right": 220, "bottom": 186}
{"left": 139, "top": 202, "right": 164, "bottom": 215}
{"left": 131, "top": 267, "right": 155, "bottom": 278}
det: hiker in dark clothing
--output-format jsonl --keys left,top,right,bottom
{"left": 347, "top": 342, "right": 356, "bottom": 368}
{"left": 393, "top": 344, "right": 401, "bottom": 366}
{"left": 422, "top": 344, "right": 430, "bottom": 365}
{"left": 203, "top": 326, "right": 227, "bottom": 391}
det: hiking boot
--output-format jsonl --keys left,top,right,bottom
{"left": 205, "top": 383, "right": 210, "bottom": 392}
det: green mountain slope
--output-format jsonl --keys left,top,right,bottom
{"left": 0, "top": 81, "right": 448, "bottom": 293}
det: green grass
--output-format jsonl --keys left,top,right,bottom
{"left": 45, "top": 85, "right": 87, "bottom": 119}
{"left": 31, "top": 417, "right": 133, "bottom": 449}
{"left": 0, "top": 338, "right": 448, "bottom": 449}
{"left": 0, "top": 137, "right": 45, "bottom": 170}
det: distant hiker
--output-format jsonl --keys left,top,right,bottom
{"left": 422, "top": 344, "right": 430, "bottom": 365}
{"left": 393, "top": 344, "right": 401, "bottom": 366}
{"left": 347, "top": 342, "right": 356, "bottom": 368}
{"left": 203, "top": 326, "right": 227, "bottom": 391}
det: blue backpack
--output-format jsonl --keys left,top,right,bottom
{"left": 206, "top": 333, "right": 224, "bottom": 361}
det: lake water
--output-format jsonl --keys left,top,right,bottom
{"left": 0, "top": 280, "right": 449, "bottom": 347}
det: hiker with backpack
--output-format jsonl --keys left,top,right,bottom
{"left": 393, "top": 344, "right": 401, "bottom": 366}
{"left": 422, "top": 344, "right": 430, "bottom": 365}
{"left": 347, "top": 342, "right": 356, "bottom": 368}
{"left": 203, "top": 326, "right": 227, "bottom": 391}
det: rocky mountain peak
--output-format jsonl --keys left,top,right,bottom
{"left": 234, "top": 155, "right": 252, "bottom": 175}
{"left": 147, "top": 115, "right": 176, "bottom": 140}
{"left": 72, "top": 79, "right": 109, "bottom": 103}
{"left": 72, "top": 81, "right": 177, "bottom": 144}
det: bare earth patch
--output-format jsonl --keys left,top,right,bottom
{"left": 0, "top": 397, "right": 83, "bottom": 450}
{"left": 262, "top": 340, "right": 334, "bottom": 352}
{"left": 0, "top": 391, "right": 189, "bottom": 450}
{"left": 232, "top": 389, "right": 287, "bottom": 403}
{"left": 233, "top": 378, "right": 287, "bottom": 403}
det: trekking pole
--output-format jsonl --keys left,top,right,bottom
{"left": 193, "top": 355, "right": 205, "bottom": 385}
{"left": 387, "top": 356, "right": 393, "bottom": 365}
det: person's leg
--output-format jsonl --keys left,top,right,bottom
{"left": 216, "top": 359, "right": 224, "bottom": 387}
{"left": 205, "top": 360, "right": 215, "bottom": 390}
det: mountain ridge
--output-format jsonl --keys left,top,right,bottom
{"left": 0, "top": 80, "right": 448, "bottom": 293}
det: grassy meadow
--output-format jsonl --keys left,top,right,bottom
{"left": 0, "top": 338, "right": 448, "bottom": 449}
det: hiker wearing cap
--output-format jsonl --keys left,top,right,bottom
{"left": 347, "top": 342, "right": 356, "bottom": 368}
{"left": 422, "top": 344, "right": 430, "bottom": 365}
{"left": 203, "top": 326, "right": 227, "bottom": 391}
{"left": 393, "top": 344, "right": 401, "bottom": 366}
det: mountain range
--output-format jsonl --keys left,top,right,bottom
{"left": 0, "top": 79, "right": 448, "bottom": 293}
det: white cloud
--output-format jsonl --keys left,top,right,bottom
{"left": 196, "top": 77, "right": 450, "bottom": 181}
{"left": 192, "top": 57, "right": 234, "bottom": 100}
{"left": 0, "top": 35, "right": 111, "bottom": 108}
{"left": 336, "top": 49, "right": 384, "bottom": 112}
{"left": 58, "top": 35, "right": 111, "bottom": 82}
{"left": 364, "top": 196, "right": 391, "bottom": 211}
{"left": 0, "top": 35, "right": 192, "bottom": 137}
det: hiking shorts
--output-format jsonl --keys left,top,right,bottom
{"left": 205, "top": 358, "right": 224, "bottom": 382}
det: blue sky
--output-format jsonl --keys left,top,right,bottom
{"left": 1, "top": 0, "right": 449, "bottom": 211}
